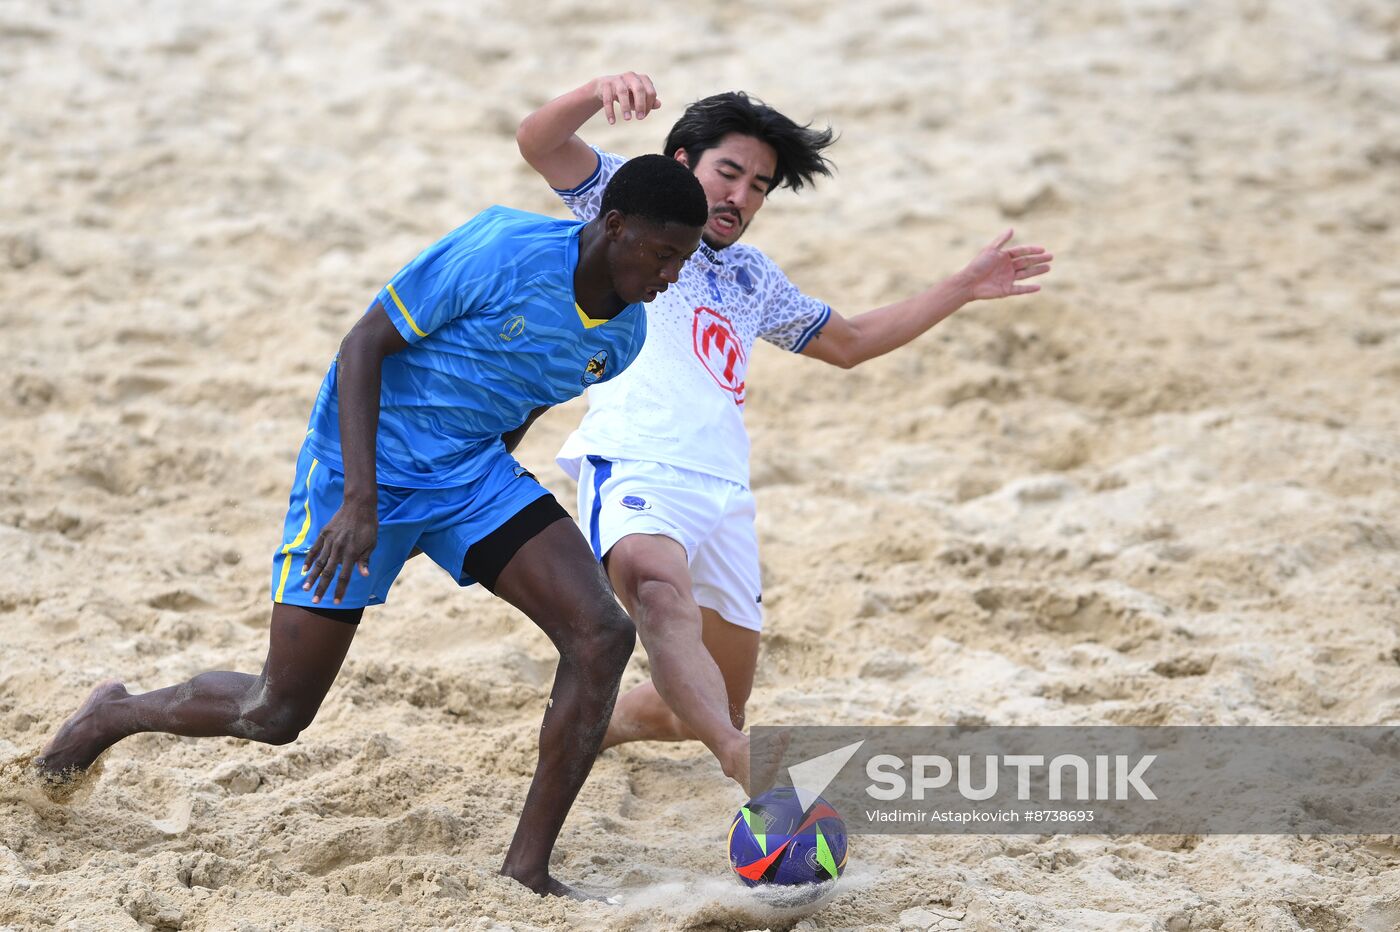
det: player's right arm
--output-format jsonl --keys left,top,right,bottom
{"left": 516, "top": 72, "right": 660, "bottom": 190}
{"left": 301, "top": 304, "right": 409, "bottom": 604}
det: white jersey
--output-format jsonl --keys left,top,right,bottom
{"left": 555, "top": 149, "right": 832, "bottom": 488}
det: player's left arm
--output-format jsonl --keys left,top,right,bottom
{"left": 517, "top": 72, "right": 660, "bottom": 191}
{"left": 501, "top": 405, "right": 551, "bottom": 454}
{"left": 801, "top": 229, "right": 1053, "bottom": 369}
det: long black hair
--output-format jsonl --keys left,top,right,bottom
{"left": 663, "top": 92, "right": 836, "bottom": 194}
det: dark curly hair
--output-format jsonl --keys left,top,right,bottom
{"left": 663, "top": 92, "right": 836, "bottom": 193}
{"left": 599, "top": 153, "right": 708, "bottom": 228}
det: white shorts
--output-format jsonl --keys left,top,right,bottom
{"left": 576, "top": 456, "right": 764, "bottom": 632}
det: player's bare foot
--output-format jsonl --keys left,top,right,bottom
{"left": 718, "top": 732, "right": 752, "bottom": 796}
{"left": 500, "top": 867, "right": 609, "bottom": 901}
{"left": 748, "top": 727, "right": 792, "bottom": 797}
{"left": 36, "top": 679, "right": 129, "bottom": 776}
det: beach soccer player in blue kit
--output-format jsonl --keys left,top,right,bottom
{"left": 36, "top": 154, "right": 707, "bottom": 898}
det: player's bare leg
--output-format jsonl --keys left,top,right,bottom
{"left": 603, "top": 534, "right": 754, "bottom": 791}
{"left": 603, "top": 606, "right": 759, "bottom": 746}
{"left": 492, "top": 517, "right": 635, "bottom": 899}
{"left": 37, "top": 604, "right": 358, "bottom": 779}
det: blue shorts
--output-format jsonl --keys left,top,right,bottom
{"left": 271, "top": 440, "right": 552, "bottom": 609}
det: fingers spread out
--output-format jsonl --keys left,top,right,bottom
{"left": 313, "top": 559, "right": 335, "bottom": 603}
{"left": 302, "top": 529, "right": 327, "bottom": 581}
{"left": 314, "top": 551, "right": 352, "bottom": 603}
{"left": 333, "top": 559, "right": 356, "bottom": 605}
{"left": 1015, "top": 264, "right": 1052, "bottom": 280}
{"left": 302, "top": 530, "right": 336, "bottom": 603}
{"left": 301, "top": 530, "right": 370, "bottom": 605}
{"left": 1013, "top": 252, "right": 1054, "bottom": 271}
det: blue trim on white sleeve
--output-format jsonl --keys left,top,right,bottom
{"left": 792, "top": 305, "right": 833, "bottom": 353}
{"left": 551, "top": 150, "right": 604, "bottom": 197}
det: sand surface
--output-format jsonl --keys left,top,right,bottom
{"left": 3, "top": 0, "right": 1400, "bottom": 929}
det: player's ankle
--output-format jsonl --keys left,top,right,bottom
{"left": 715, "top": 732, "right": 749, "bottom": 776}
{"left": 499, "top": 861, "right": 548, "bottom": 891}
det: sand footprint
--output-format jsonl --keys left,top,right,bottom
{"left": 151, "top": 796, "right": 193, "bottom": 835}
{"left": 105, "top": 374, "right": 171, "bottom": 402}
{"left": 146, "top": 590, "right": 211, "bottom": 612}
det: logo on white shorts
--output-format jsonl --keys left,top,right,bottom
{"left": 620, "top": 495, "right": 650, "bottom": 511}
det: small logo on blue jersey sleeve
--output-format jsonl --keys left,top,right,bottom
{"left": 582, "top": 349, "right": 609, "bottom": 385}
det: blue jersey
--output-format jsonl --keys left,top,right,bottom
{"left": 304, "top": 206, "right": 647, "bottom": 488}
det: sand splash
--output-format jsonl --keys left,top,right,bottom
{"left": 0, "top": 748, "right": 107, "bottom": 808}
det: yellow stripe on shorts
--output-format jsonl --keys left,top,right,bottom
{"left": 386, "top": 283, "right": 426, "bottom": 337}
{"left": 274, "top": 458, "right": 320, "bottom": 602}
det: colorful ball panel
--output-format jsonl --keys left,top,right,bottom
{"left": 728, "top": 787, "right": 848, "bottom": 887}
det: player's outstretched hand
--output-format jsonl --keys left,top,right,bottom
{"left": 302, "top": 500, "right": 376, "bottom": 605}
{"left": 958, "top": 229, "right": 1054, "bottom": 301}
{"left": 592, "top": 72, "right": 660, "bottom": 124}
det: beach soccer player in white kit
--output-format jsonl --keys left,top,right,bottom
{"left": 517, "top": 72, "right": 1054, "bottom": 792}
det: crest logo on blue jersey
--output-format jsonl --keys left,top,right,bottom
{"left": 500, "top": 315, "right": 526, "bottom": 341}
{"left": 620, "top": 495, "right": 650, "bottom": 511}
{"left": 582, "top": 349, "right": 609, "bottom": 385}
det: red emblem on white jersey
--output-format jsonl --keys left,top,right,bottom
{"left": 692, "top": 306, "right": 747, "bottom": 405}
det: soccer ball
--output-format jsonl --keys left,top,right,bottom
{"left": 728, "top": 786, "right": 848, "bottom": 889}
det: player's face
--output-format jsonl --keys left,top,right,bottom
{"left": 677, "top": 133, "right": 779, "bottom": 250}
{"left": 608, "top": 217, "right": 702, "bottom": 304}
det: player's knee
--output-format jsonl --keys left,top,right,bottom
{"left": 598, "top": 604, "right": 637, "bottom": 668}
{"left": 252, "top": 704, "right": 317, "bottom": 745}
{"left": 266, "top": 707, "right": 318, "bottom": 745}
{"left": 235, "top": 684, "right": 320, "bottom": 746}
{"left": 729, "top": 702, "right": 747, "bottom": 731}
{"left": 575, "top": 601, "right": 636, "bottom": 673}
{"left": 257, "top": 722, "right": 302, "bottom": 746}
{"left": 632, "top": 577, "right": 694, "bottom": 638}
